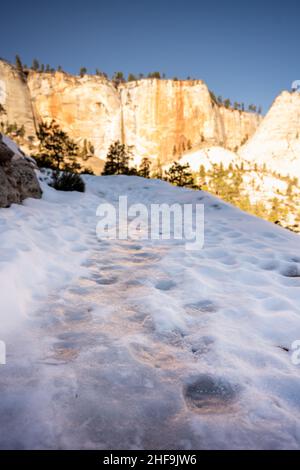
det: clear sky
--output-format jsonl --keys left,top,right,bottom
{"left": 1, "top": 0, "right": 299, "bottom": 113}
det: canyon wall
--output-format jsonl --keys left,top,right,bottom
{"left": 240, "top": 91, "right": 300, "bottom": 179}
{"left": 0, "top": 60, "right": 261, "bottom": 169}
{"left": 120, "top": 79, "right": 261, "bottom": 164}
{"left": 27, "top": 71, "right": 121, "bottom": 158}
{"left": 28, "top": 72, "right": 261, "bottom": 165}
{"left": 0, "top": 61, "right": 36, "bottom": 137}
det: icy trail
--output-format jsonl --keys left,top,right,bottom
{"left": 0, "top": 176, "right": 300, "bottom": 449}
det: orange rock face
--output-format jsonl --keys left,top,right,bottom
{"left": 0, "top": 61, "right": 261, "bottom": 169}
{"left": 27, "top": 72, "right": 121, "bottom": 158}
{"left": 120, "top": 79, "right": 215, "bottom": 164}
{"left": 120, "top": 79, "right": 261, "bottom": 164}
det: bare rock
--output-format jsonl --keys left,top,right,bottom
{"left": 0, "top": 139, "right": 14, "bottom": 163}
{"left": 0, "top": 134, "right": 42, "bottom": 208}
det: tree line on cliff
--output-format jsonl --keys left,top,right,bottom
{"left": 13, "top": 55, "right": 262, "bottom": 114}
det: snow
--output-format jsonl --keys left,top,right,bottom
{"left": 0, "top": 174, "right": 300, "bottom": 449}
{"left": 0, "top": 182, "right": 98, "bottom": 332}
{"left": 177, "top": 146, "right": 239, "bottom": 171}
{"left": 1, "top": 134, "right": 24, "bottom": 157}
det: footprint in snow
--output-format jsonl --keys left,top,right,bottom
{"left": 125, "top": 252, "right": 162, "bottom": 264}
{"left": 155, "top": 280, "right": 176, "bottom": 291}
{"left": 185, "top": 300, "right": 217, "bottom": 315}
{"left": 183, "top": 375, "right": 239, "bottom": 414}
{"left": 129, "top": 342, "right": 178, "bottom": 370}
{"left": 280, "top": 264, "right": 300, "bottom": 278}
{"left": 93, "top": 275, "right": 119, "bottom": 285}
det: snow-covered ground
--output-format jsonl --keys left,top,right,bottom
{"left": 178, "top": 146, "right": 240, "bottom": 171}
{"left": 0, "top": 174, "right": 300, "bottom": 449}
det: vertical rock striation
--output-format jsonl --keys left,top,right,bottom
{"left": 0, "top": 59, "right": 261, "bottom": 168}
{"left": 0, "top": 61, "right": 36, "bottom": 138}
{"left": 27, "top": 71, "right": 121, "bottom": 158}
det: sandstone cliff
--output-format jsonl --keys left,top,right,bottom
{"left": 240, "top": 91, "right": 300, "bottom": 179}
{"left": 27, "top": 71, "right": 121, "bottom": 158}
{"left": 120, "top": 79, "right": 261, "bottom": 164}
{"left": 0, "top": 61, "right": 36, "bottom": 138}
{"left": 28, "top": 72, "right": 261, "bottom": 165}
{"left": 0, "top": 60, "right": 261, "bottom": 169}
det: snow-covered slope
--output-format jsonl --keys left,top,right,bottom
{"left": 0, "top": 176, "right": 300, "bottom": 449}
{"left": 178, "top": 146, "right": 240, "bottom": 171}
{"left": 240, "top": 91, "right": 300, "bottom": 179}
{"left": 175, "top": 146, "right": 300, "bottom": 232}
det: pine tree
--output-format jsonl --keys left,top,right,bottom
{"left": 209, "top": 91, "right": 218, "bottom": 104}
{"left": 32, "top": 59, "right": 39, "bottom": 71}
{"left": 286, "top": 181, "right": 294, "bottom": 199}
{"left": 148, "top": 72, "right": 161, "bottom": 79}
{"left": 80, "top": 139, "right": 95, "bottom": 161}
{"left": 34, "top": 120, "right": 80, "bottom": 171}
{"left": 138, "top": 157, "right": 151, "bottom": 178}
{"left": 165, "top": 162, "right": 194, "bottom": 187}
{"left": 152, "top": 158, "right": 163, "bottom": 179}
{"left": 224, "top": 98, "right": 231, "bottom": 108}
{"left": 199, "top": 164, "right": 206, "bottom": 179}
{"left": 112, "top": 72, "right": 125, "bottom": 85}
{"left": 268, "top": 197, "right": 281, "bottom": 223}
{"left": 79, "top": 67, "right": 87, "bottom": 77}
{"left": 15, "top": 55, "right": 23, "bottom": 72}
{"left": 128, "top": 73, "right": 137, "bottom": 82}
{"left": 102, "top": 141, "right": 133, "bottom": 175}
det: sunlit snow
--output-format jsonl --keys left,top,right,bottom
{"left": 0, "top": 173, "right": 300, "bottom": 449}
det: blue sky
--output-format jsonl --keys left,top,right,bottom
{"left": 1, "top": 0, "right": 299, "bottom": 112}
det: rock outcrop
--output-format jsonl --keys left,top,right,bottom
{"left": 240, "top": 91, "right": 300, "bottom": 179}
{"left": 0, "top": 134, "right": 42, "bottom": 208}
